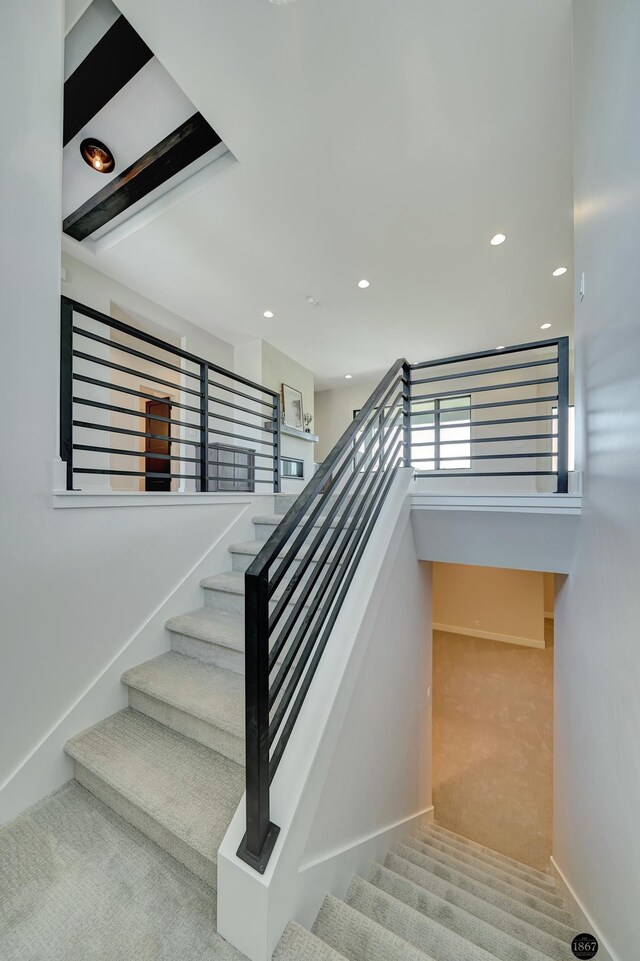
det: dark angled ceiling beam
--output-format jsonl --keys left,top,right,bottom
{"left": 63, "top": 15, "right": 153, "bottom": 146}
{"left": 63, "top": 112, "right": 222, "bottom": 242}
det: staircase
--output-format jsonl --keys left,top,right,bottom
{"left": 64, "top": 495, "right": 296, "bottom": 890}
{"left": 274, "top": 822, "right": 576, "bottom": 961}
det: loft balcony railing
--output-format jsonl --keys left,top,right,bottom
{"left": 408, "top": 337, "right": 570, "bottom": 493}
{"left": 239, "top": 335, "right": 570, "bottom": 873}
{"left": 59, "top": 297, "right": 281, "bottom": 493}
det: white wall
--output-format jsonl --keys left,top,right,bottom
{"left": 218, "top": 472, "right": 432, "bottom": 961}
{"left": 411, "top": 503, "right": 579, "bottom": 575}
{"left": 552, "top": 5, "right": 640, "bottom": 959}
{"left": 236, "top": 339, "right": 317, "bottom": 493}
{"left": 62, "top": 253, "right": 235, "bottom": 368}
{"left": 433, "top": 563, "right": 546, "bottom": 649}
{"left": 0, "top": 7, "right": 274, "bottom": 823}
{"left": 314, "top": 378, "right": 380, "bottom": 462}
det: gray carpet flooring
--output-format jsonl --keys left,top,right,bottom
{"left": 0, "top": 781, "right": 247, "bottom": 961}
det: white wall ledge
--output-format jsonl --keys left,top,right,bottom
{"left": 411, "top": 491, "right": 582, "bottom": 515}
{"left": 52, "top": 491, "right": 276, "bottom": 509}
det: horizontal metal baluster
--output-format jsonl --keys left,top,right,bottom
{"left": 74, "top": 468, "right": 199, "bottom": 480}
{"left": 207, "top": 382, "right": 278, "bottom": 409}
{"left": 459, "top": 413, "right": 557, "bottom": 429}
{"left": 73, "top": 374, "right": 203, "bottom": 414}
{"left": 412, "top": 470, "right": 557, "bottom": 477}
{"left": 72, "top": 349, "right": 204, "bottom": 398}
{"left": 73, "top": 420, "right": 203, "bottom": 447}
{"left": 205, "top": 393, "right": 277, "bottom": 420}
{"left": 73, "top": 398, "right": 200, "bottom": 432}
{"left": 410, "top": 395, "right": 558, "bottom": 414}
{"left": 409, "top": 336, "right": 562, "bottom": 369}
{"left": 73, "top": 444, "right": 202, "bottom": 464}
{"left": 207, "top": 425, "right": 279, "bottom": 447}
{"left": 73, "top": 326, "right": 202, "bottom": 381}
{"left": 204, "top": 410, "right": 276, "bottom": 434}
{"left": 411, "top": 376, "right": 557, "bottom": 402}
{"left": 410, "top": 432, "right": 555, "bottom": 447}
{"left": 413, "top": 450, "right": 556, "bottom": 463}
{"left": 410, "top": 356, "right": 556, "bottom": 386}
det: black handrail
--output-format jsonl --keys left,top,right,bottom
{"left": 60, "top": 297, "right": 281, "bottom": 493}
{"left": 237, "top": 358, "right": 410, "bottom": 871}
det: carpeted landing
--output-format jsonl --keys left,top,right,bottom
{"left": 0, "top": 780, "right": 247, "bottom": 961}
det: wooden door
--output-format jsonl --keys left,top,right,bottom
{"left": 145, "top": 398, "right": 171, "bottom": 492}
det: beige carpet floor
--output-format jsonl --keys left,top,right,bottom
{"left": 432, "top": 625, "right": 554, "bottom": 871}
{"left": 0, "top": 781, "right": 247, "bottom": 961}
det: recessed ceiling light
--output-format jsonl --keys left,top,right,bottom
{"left": 345, "top": 374, "right": 353, "bottom": 379}
{"left": 306, "top": 296, "right": 318, "bottom": 305}
{"left": 496, "top": 345, "right": 506, "bottom": 350}
{"left": 357, "top": 279, "right": 370, "bottom": 289}
{"left": 490, "top": 233, "right": 506, "bottom": 246}
{"left": 263, "top": 310, "right": 274, "bottom": 318}
{"left": 80, "top": 138, "right": 115, "bottom": 174}
{"left": 540, "top": 323, "right": 552, "bottom": 329}
{"left": 552, "top": 266, "right": 568, "bottom": 277}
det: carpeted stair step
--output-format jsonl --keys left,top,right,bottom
{"left": 397, "top": 843, "right": 574, "bottom": 928}
{"left": 121, "top": 651, "right": 244, "bottom": 765}
{"left": 427, "top": 823, "right": 553, "bottom": 887}
{"left": 200, "top": 569, "right": 323, "bottom": 616}
{"left": 64, "top": 708, "right": 244, "bottom": 889}
{"left": 252, "top": 513, "right": 360, "bottom": 542}
{"left": 345, "top": 874, "right": 503, "bottom": 961}
{"left": 416, "top": 830, "right": 557, "bottom": 897}
{"left": 199, "top": 571, "right": 249, "bottom": 615}
{"left": 366, "top": 865, "right": 568, "bottom": 961}
{"left": 384, "top": 852, "right": 574, "bottom": 952}
{"left": 405, "top": 837, "right": 566, "bottom": 912}
{"left": 166, "top": 606, "right": 245, "bottom": 673}
{"left": 228, "top": 538, "right": 345, "bottom": 574}
{"left": 312, "top": 895, "right": 435, "bottom": 961}
{"left": 274, "top": 922, "right": 349, "bottom": 961}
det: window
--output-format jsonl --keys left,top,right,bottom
{"left": 551, "top": 405, "right": 575, "bottom": 472}
{"left": 411, "top": 395, "right": 471, "bottom": 471}
{"left": 353, "top": 403, "right": 403, "bottom": 471}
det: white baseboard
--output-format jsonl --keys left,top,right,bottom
{"left": 550, "top": 857, "right": 619, "bottom": 961}
{"left": 300, "top": 806, "right": 434, "bottom": 873}
{"left": 432, "top": 623, "right": 545, "bottom": 650}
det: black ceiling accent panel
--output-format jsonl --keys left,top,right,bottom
{"left": 63, "top": 112, "right": 222, "bottom": 241}
{"left": 63, "top": 15, "right": 153, "bottom": 146}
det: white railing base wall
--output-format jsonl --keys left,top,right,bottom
{"left": 217, "top": 469, "right": 432, "bottom": 961}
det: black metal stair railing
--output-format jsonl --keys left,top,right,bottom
{"left": 237, "top": 358, "right": 411, "bottom": 871}
{"left": 60, "top": 297, "right": 280, "bottom": 493}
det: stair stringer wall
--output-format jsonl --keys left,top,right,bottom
{"left": 218, "top": 468, "right": 432, "bottom": 961}
{"left": 0, "top": 494, "right": 275, "bottom": 826}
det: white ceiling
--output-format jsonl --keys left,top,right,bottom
{"left": 65, "top": 0, "right": 574, "bottom": 389}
